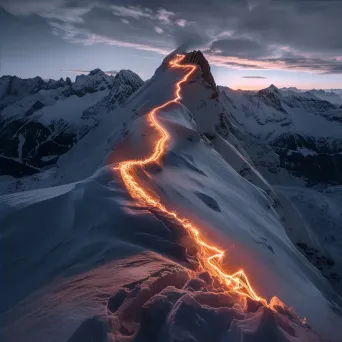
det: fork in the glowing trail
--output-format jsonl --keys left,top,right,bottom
{"left": 115, "top": 53, "right": 267, "bottom": 306}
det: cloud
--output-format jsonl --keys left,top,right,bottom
{"left": 49, "top": 21, "right": 170, "bottom": 55}
{"left": 156, "top": 8, "right": 174, "bottom": 24}
{"left": 208, "top": 37, "right": 272, "bottom": 58}
{"left": 154, "top": 26, "right": 163, "bottom": 34}
{"left": 0, "top": 0, "right": 93, "bottom": 23}
{"left": 0, "top": 0, "right": 64, "bottom": 16}
{"left": 111, "top": 5, "right": 153, "bottom": 20}
{"left": 241, "top": 76, "right": 267, "bottom": 79}
{"left": 1, "top": 0, "right": 342, "bottom": 74}
{"left": 176, "top": 19, "right": 187, "bottom": 27}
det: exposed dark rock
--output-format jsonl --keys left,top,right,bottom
{"left": 185, "top": 50, "right": 218, "bottom": 98}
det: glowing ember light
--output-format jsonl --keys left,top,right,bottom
{"left": 115, "top": 54, "right": 267, "bottom": 305}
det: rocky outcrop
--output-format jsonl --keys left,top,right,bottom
{"left": 185, "top": 50, "right": 218, "bottom": 97}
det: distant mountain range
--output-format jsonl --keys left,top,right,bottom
{"left": 280, "top": 87, "right": 342, "bottom": 105}
{"left": 0, "top": 69, "right": 143, "bottom": 177}
{"left": 220, "top": 84, "right": 342, "bottom": 186}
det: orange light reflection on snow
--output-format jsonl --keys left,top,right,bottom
{"left": 115, "top": 54, "right": 267, "bottom": 305}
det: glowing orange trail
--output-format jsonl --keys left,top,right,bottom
{"left": 116, "top": 54, "right": 267, "bottom": 305}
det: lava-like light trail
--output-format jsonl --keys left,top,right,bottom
{"left": 116, "top": 54, "right": 267, "bottom": 305}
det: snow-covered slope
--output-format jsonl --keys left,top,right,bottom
{"left": 276, "top": 185, "right": 342, "bottom": 292}
{"left": 0, "top": 70, "right": 143, "bottom": 179}
{"left": 1, "top": 51, "right": 341, "bottom": 342}
{"left": 219, "top": 83, "right": 342, "bottom": 296}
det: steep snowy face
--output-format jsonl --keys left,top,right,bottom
{"left": 219, "top": 85, "right": 342, "bottom": 186}
{"left": 0, "top": 69, "right": 143, "bottom": 179}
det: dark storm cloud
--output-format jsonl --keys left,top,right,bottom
{"left": 208, "top": 37, "right": 272, "bottom": 58}
{"left": 242, "top": 76, "right": 267, "bottom": 79}
{"left": 1, "top": 0, "right": 342, "bottom": 73}
{"left": 263, "top": 55, "right": 342, "bottom": 74}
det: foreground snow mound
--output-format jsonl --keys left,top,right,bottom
{"left": 1, "top": 254, "right": 326, "bottom": 342}
{"left": 75, "top": 267, "right": 324, "bottom": 342}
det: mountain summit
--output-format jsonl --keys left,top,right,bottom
{"left": 185, "top": 50, "right": 217, "bottom": 96}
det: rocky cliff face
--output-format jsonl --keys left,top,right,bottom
{"left": 185, "top": 50, "right": 218, "bottom": 98}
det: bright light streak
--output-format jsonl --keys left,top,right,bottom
{"left": 115, "top": 54, "right": 267, "bottom": 305}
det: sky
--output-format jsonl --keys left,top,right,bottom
{"left": 0, "top": 0, "right": 341, "bottom": 90}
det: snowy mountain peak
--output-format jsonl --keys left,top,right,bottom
{"left": 264, "top": 84, "right": 280, "bottom": 94}
{"left": 252, "top": 84, "right": 287, "bottom": 113}
{"left": 114, "top": 69, "right": 143, "bottom": 89}
{"left": 257, "top": 84, "right": 281, "bottom": 97}
{"left": 83, "top": 69, "right": 144, "bottom": 113}
{"left": 73, "top": 69, "right": 114, "bottom": 96}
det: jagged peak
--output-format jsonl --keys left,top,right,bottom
{"left": 154, "top": 49, "right": 217, "bottom": 97}
{"left": 88, "top": 68, "right": 104, "bottom": 76}
{"left": 257, "top": 84, "right": 280, "bottom": 96}
{"left": 267, "top": 84, "right": 279, "bottom": 92}
{"left": 114, "top": 69, "right": 143, "bottom": 83}
{"left": 115, "top": 69, "right": 139, "bottom": 78}
{"left": 184, "top": 50, "right": 218, "bottom": 97}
